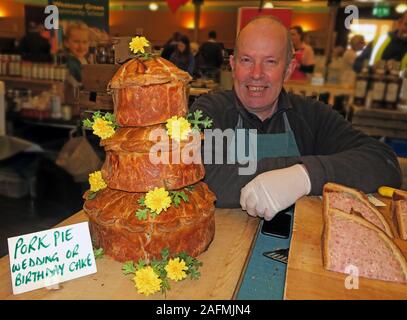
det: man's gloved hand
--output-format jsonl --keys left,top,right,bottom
{"left": 240, "top": 164, "right": 311, "bottom": 221}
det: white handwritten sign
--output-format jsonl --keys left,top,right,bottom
{"left": 8, "top": 222, "right": 97, "bottom": 295}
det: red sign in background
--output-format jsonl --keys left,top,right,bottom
{"left": 237, "top": 7, "right": 293, "bottom": 34}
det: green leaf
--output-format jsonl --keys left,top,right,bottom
{"left": 93, "top": 111, "right": 102, "bottom": 119}
{"left": 103, "top": 112, "right": 114, "bottom": 122}
{"left": 169, "top": 191, "right": 189, "bottom": 208}
{"left": 161, "top": 277, "right": 170, "bottom": 292}
{"left": 161, "top": 248, "right": 170, "bottom": 261}
{"left": 150, "top": 210, "right": 158, "bottom": 219}
{"left": 187, "top": 109, "right": 213, "bottom": 132}
{"left": 202, "top": 117, "right": 213, "bottom": 129}
{"left": 122, "top": 261, "right": 136, "bottom": 275}
{"left": 93, "top": 247, "right": 104, "bottom": 259}
{"left": 194, "top": 110, "right": 203, "bottom": 120}
{"left": 136, "top": 208, "right": 148, "bottom": 220}
{"left": 189, "top": 269, "right": 201, "bottom": 280}
{"left": 136, "top": 259, "right": 146, "bottom": 270}
{"left": 83, "top": 118, "right": 93, "bottom": 128}
{"left": 87, "top": 191, "right": 97, "bottom": 200}
{"left": 138, "top": 196, "right": 145, "bottom": 206}
{"left": 185, "top": 185, "right": 195, "bottom": 192}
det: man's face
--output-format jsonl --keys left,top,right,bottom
{"left": 398, "top": 13, "right": 407, "bottom": 41}
{"left": 65, "top": 28, "right": 89, "bottom": 59}
{"left": 230, "top": 21, "right": 294, "bottom": 118}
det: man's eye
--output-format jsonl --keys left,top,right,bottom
{"left": 265, "top": 60, "right": 277, "bottom": 65}
{"left": 240, "top": 57, "right": 251, "bottom": 64}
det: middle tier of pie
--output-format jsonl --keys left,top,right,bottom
{"left": 101, "top": 126, "right": 205, "bottom": 192}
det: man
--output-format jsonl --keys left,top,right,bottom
{"left": 194, "top": 31, "right": 224, "bottom": 80}
{"left": 354, "top": 12, "right": 407, "bottom": 72}
{"left": 343, "top": 34, "right": 365, "bottom": 70}
{"left": 289, "top": 26, "right": 315, "bottom": 80}
{"left": 190, "top": 16, "right": 401, "bottom": 221}
{"left": 18, "top": 22, "right": 52, "bottom": 63}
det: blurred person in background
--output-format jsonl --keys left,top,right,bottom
{"left": 170, "top": 35, "right": 195, "bottom": 76}
{"left": 161, "top": 31, "right": 182, "bottom": 60}
{"left": 19, "top": 21, "right": 52, "bottom": 62}
{"left": 64, "top": 22, "right": 91, "bottom": 82}
{"left": 343, "top": 34, "right": 365, "bottom": 70}
{"left": 194, "top": 30, "right": 224, "bottom": 81}
{"left": 354, "top": 12, "right": 407, "bottom": 72}
{"left": 289, "top": 26, "right": 315, "bottom": 81}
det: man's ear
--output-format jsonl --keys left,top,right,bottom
{"left": 229, "top": 55, "right": 235, "bottom": 72}
{"left": 284, "top": 58, "right": 296, "bottom": 82}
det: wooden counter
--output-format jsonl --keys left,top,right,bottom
{"left": 284, "top": 196, "right": 407, "bottom": 300}
{"left": 0, "top": 208, "right": 258, "bottom": 300}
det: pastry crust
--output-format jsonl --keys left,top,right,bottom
{"left": 323, "top": 182, "right": 394, "bottom": 238}
{"left": 113, "top": 80, "right": 188, "bottom": 127}
{"left": 101, "top": 126, "right": 205, "bottom": 192}
{"left": 108, "top": 57, "right": 192, "bottom": 88}
{"left": 391, "top": 189, "right": 407, "bottom": 240}
{"left": 83, "top": 182, "right": 216, "bottom": 262}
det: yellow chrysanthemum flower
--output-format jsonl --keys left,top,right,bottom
{"left": 144, "top": 187, "right": 172, "bottom": 214}
{"left": 166, "top": 116, "right": 192, "bottom": 142}
{"left": 165, "top": 258, "right": 188, "bottom": 281}
{"left": 133, "top": 266, "right": 162, "bottom": 296}
{"left": 129, "top": 36, "right": 150, "bottom": 54}
{"left": 89, "top": 171, "right": 107, "bottom": 192}
{"left": 92, "top": 118, "right": 115, "bottom": 139}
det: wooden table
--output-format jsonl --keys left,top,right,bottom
{"left": 284, "top": 196, "right": 407, "bottom": 299}
{"left": 350, "top": 105, "right": 407, "bottom": 139}
{"left": 0, "top": 208, "right": 258, "bottom": 300}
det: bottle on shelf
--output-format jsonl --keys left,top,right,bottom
{"left": 50, "top": 84, "right": 62, "bottom": 119}
{"left": 14, "top": 55, "right": 21, "bottom": 77}
{"left": 398, "top": 69, "right": 407, "bottom": 111}
{"left": 353, "top": 60, "right": 370, "bottom": 106}
{"left": 13, "top": 90, "right": 22, "bottom": 112}
{"left": 384, "top": 61, "right": 401, "bottom": 110}
{"left": 370, "top": 60, "right": 387, "bottom": 109}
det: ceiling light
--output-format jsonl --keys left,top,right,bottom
{"left": 263, "top": 1, "right": 274, "bottom": 8}
{"left": 149, "top": 2, "right": 159, "bottom": 11}
{"left": 396, "top": 4, "right": 407, "bottom": 14}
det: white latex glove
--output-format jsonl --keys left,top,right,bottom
{"left": 240, "top": 164, "right": 311, "bottom": 221}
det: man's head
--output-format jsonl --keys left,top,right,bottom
{"left": 350, "top": 34, "right": 365, "bottom": 51}
{"left": 208, "top": 30, "right": 217, "bottom": 40}
{"left": 397, "top": 12, "right": 407, "bottom": 41}
{"left": 64, "top": 22, "right": 90, "bottom": 60}
{"left": 230, "top": 16, "right": 295, "bottom": 120}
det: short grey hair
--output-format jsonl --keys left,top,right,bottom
{"left": 233, "top": 15, "right": 294, "bottom": 72}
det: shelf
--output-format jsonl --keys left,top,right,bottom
{"left": 0, "top": 76, "right": 64, "bottom": 86}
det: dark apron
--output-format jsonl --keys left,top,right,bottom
{"left": 232, "top": 111, "right": 300, "bottom": 300}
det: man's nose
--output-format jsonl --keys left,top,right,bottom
{"left": 250, "top": 62, "right": 263, "bottom": 79}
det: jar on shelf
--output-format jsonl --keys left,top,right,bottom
{"left": 32, "top": 63, "right": 39, "bottom": 79}
{"left": 38, "top": 63, "right": 45, "bottom": 80}
{"left": 14, "top": 55, "right": 21, "bottom": 77}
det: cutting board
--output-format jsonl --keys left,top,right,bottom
{"left": 284, "top": 196, "right": 407, "bottom": 300}
{"left": 0, "top": 208, "right": 258, "bottom": 300}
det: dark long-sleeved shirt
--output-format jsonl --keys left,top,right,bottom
{"left": 190, "top": 89, "right": 401, "bottom": 208}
